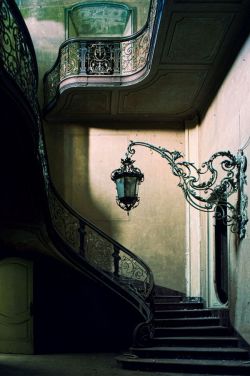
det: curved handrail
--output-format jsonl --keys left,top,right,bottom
{"left": 39, "top": 136, "right": 155, "bottom": 318}
{"left": 40, "top": 125, "right": 155, "bottom": 320}
{"left": 40, "top": 144, "right": 155, "bottom": 321}
{"left": 43, "top": 0, "right": 161, "bottom": 107}
{"left": 1, "top": 0, "right": 155, "bottom": 332}
{"left": 47, "top": 179, "right": 154, "bottom": 301}
{"left": 38, "top": 129, "right": 155, "bottom": 312}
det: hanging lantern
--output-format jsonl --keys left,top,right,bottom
{"left": 111, "top": 156, "right": 144, "bottom": 213}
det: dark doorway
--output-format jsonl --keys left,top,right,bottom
{"left": 215, "top": 203, "right": 228, "bottom": 304}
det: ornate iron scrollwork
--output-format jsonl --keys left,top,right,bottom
{"left": 121, "top": 0, "right": 157, "bottom": 75}
{"left": 84, "top": 226, "right": 114, "bottom": 271}
{"left": 60, "top": 42, "right": 80, "bottom": 77}
{"left": 119, "top": 254, "right": 150, "bottom": 297}
{"left": 43, "top": 0, "right": 161, "bottom": 107}
{"left": 86, "top": 42, "right": 118, "bottom": 75}
{"left": 48, "top": 190, "right": 80, "bottom": 249}
{"left": 132, "top": 320, "right": 155, "bottom": 347}
{"left": 46, "top": 185, "right": 154, "bottom": 300}
{"left": 0, "top": 0, "right": 38, "bottom": 115}
{"left": 122, "top": 141, "right": 248, "bottom": 239}
{"left": 236, "top": 150, "right": 248, "bottom": 239}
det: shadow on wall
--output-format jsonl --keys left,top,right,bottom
{"left": 43, "top": 123, "right": 115, "bottom": 236}
{"left": 43, "top": 122, "right": 187, "bottom": 294}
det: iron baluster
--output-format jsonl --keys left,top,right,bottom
{"left": 79, "top": 42, "right": 87, "bottom": 74}
{"left": 113, "top": 42, "right": 121, "bottom": 74}
{"left": 112, "top": 246, "right": 121, "bottom": 278}
{"left": 78, "top": 221, "right": 86, "bottom": 256}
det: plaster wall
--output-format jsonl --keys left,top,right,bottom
{"left": 44, "top": 124, "right": 186, "bottom": 292}
{"left": 197, "top": 36, "right": 250, "bottom": 343}
{"left": 19, "top": 0, "right": 186, "bottom": 294}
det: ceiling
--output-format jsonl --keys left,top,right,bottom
{"left": 43, "top": 0, "right": 250, "bottom": 124}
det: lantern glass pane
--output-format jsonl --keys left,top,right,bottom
{"left": 124, "top": 176, "right": 138, "bottom": 197}
{"left": 115, "top": 177, "right": 125, "bottom": 198}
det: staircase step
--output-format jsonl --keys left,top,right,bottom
{"left": 151, "top": 336, "right": 239, "bottom": 347}
{"left": 154, "top": 316, "right": 220, "bottom": 327}
{"left": 153, "top": 325, "right": 232, "bottom": 337}
{"left": 154, "top": 302, "right": 203, "bottom": 310}
{"left": 154, "top": 308, "right": 214, "bottom": 319}
{"left": 154, "top": 295, "right": 184, "bottom": 303}
{"left": 116, "top": 293, "right": 249, "bottom": 374}
{"left": 130, "top": 346, "right": 249, "bottom": 360}
{"left": 116, "top": 355, "right": 250, "bottom": 374}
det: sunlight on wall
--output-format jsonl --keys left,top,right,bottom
{"left": 87, "top": 128, "right": 186, "bottom": 292}
{"left": 44, "top": 124, "right": 186, "bottom": 293}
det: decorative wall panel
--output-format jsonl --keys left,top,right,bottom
{"left": 64, "top": 92, "right": 111, "bottom": 114}
{"left": 119, "top": 71, "right": 207, "bottom": 115}
{"left": 162, "top": 14, "right": 234, "bottom": 64}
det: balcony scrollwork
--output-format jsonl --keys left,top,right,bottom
{"left": 43, "top": 0, "right": 161, "bottom": 107}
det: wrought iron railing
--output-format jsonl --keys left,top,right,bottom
{"left": 1, "top": 0, "right": 155, "bottom": 324}
{"left": 38, "top": 128, "right": 155, "bottom": 319}
{"left": 0, "top": 0, "right": 154, "bottom": 318}
{"left": 47, "top": 182, "right": 154, "bottom": 303}
{"left": 0, "top": 0, "right": 38, "bottom": 116}
{"left": 38, "top": 129, "right": 155, "bottom": 317}
{"left": 43, "top": 0, "right": 160, "bottom": 106}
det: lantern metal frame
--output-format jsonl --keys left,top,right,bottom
{"left": 111, "top": 155, "right": 144, "bottom": 212}
{"left": 111, "top": 140, "right": 248, "bottom": 239}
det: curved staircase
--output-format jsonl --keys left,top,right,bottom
{"left": 0, "top": 0, "right": 154, "bottom": 351}
{"left": 116, "top": 294, "right": 250, "bottom": 375}
{"left": 1, "top": 0, "right": 250, "bottom": 366}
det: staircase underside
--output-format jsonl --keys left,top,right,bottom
{"left": 44, "top": 0, "right": 250, "bottom": 124}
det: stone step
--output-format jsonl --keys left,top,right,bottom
{"left": 116, "top": 295, "right": 249, "bottom": 374}
{"left": 130, "top": 346, "right": 249, "bottom": 360}
{"left": 153, "top": 295, "right": 184, "bottom": 303}
{"left": 154, "top": 316, "right": 220, "bottom": 327}
{"left": 153, "top": 325, "right": 232, "bottom": 337}
{"left": 116, "top": 355, "right": 250, "bottom": 374}
{"left": 150, "top": 336, "right": 239, "bottom": 347}
{"left": 154, "top": 302, "right": 204, "bottom": 310}
{"left": 154, "top": 308, "right": 214, "bottom": 319}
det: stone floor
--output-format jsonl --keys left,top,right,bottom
{"left": 0, "top": 353, "right": 220, "bottom": 376}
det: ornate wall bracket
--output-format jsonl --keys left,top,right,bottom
{"left": 112, "top": 141, "right": 248, "bottom": 239}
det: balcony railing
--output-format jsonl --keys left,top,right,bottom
{"left": 43, "top": 0, "right": 161, "bottom": 107}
